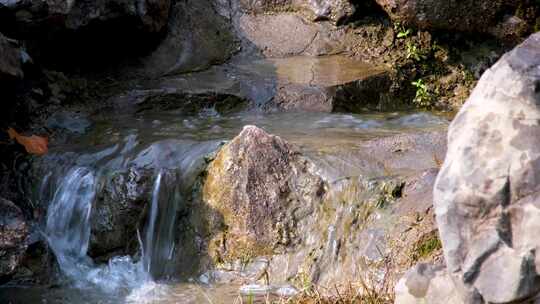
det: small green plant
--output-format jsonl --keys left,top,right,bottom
{"left": 406, "top": 42, "right": 426, "bottom": 61}
{"left": 411, "top": 232, "right": 442, "bottom": 262}
{"left": 394, "top": 22, "right": 412, "bottom": 39}
{"left": 411, "top": 79, "right": 433, "bottom": 108}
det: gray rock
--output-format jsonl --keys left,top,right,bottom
{"left": 0, "top": 198, "right": 28, "bottom": 280}
{"left": 434, "top": 32, "right": 540, "bottom": 303}
{"left": 0, "top": 33, "right": 23, "bottom": 81}
{"left": 395, "top": 263, "right": 462, "bottom": 304}
{"left": 238, "top": 13, "right": 348, "bottom": 58}
{"left": 202, "top": 125, "right": 327, "bottom": 262}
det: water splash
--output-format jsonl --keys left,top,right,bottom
{"left": 44, "top": 166, "right": 182, "bottom": 293}
{"left": 45, "top": 167, "right": 150, "bottom": 292}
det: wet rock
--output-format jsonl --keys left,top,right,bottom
{"left": 117, "top": 54, "right": 393, "bottom": 113}
{"left": 143, "top": 0, "right": 237, "bottom": 76}
{"left": 273, "top": 84, "right": 334, "bottom": 112}
{"left": 0, "top": 198, "right": 28, "bottom": 280}
{"left": 394, "top": 263, "right": 461, "bottom": 304}
{"left": 374, "top": 0, "right": 510, "bottom": 34}
{"left": 88, "top": 168, "right": 153, "bottom": 258}
{"left": 358, "top": 129, "right": 446, "bottom": 175}
{"left": 434, "top": 32, "right": 540, "bottom": 303}
{"left": 270, "top": 56, "right": 393, "bottom": 112}
{"left": 201, "top": 126, "right": 448, "bottom": 291}
{"left": 0, "top": 33, "right": 23, "bottom": 81}
{"left": 203, "top": 125, "right": 326, "bottom": 262}
{"left": 132, "top": 92, "right": 249, "bottom": 115}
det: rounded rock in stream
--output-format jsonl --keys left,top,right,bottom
{"left": 0, "top": 198, "right": 28, "bottom": 281}
{"left": 203, "top": 125, "right": 326, "bottom": 263}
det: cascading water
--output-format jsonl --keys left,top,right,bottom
{"left": 0, "top": 107, "right": 451, "bottom": 304}
{"left": 141, "top": 170, "right": 181, "bottom": 279}
{"left": 45, "top": 167, "right": 96, "bottom": 279}
{"left": 44, "top": 166, "right": 182, "bottom": 293}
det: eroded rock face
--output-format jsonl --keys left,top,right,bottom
{"left": 0, "top": 198, "right": 28, "bottom": 280}
{"left": 374, "top": 0, "right": 509, "bottom": 34}
{"left": 203, "top": 125, "right": 326, "bottom": 262}
{"left": 434, "top": 32, "right": 540, "bottom": 303}
{"left": 143, "top": 0, "right": 237, "bottom": 76}
{"left": 0, "top": 33, "right": 23, "bottom": 81}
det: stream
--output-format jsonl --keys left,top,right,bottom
{"left": 0, "top": 107, "right": 447, "bottom": 303}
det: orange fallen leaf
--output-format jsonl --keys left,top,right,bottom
{"left": 7, "top": 128, "right": 48, "bottom": 155}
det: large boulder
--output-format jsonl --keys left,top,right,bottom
{"left": 0, "top": 198, "right": 28, "bottom": 280}
{"left": 0, "top": 33, "right": 23, "bottom": 82}
{"left": 434, "top": 32, "right": 540, "bottom": 303}
{"left": 202, "top": 125, "right": 326, "bottom": 262}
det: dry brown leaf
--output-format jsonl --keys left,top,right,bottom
{"left": 7, "top": 128, "right": 49, "bottom": 155}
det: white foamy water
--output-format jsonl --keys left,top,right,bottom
{"left": 44, "top": 166, "right": 181, "bottom": 294}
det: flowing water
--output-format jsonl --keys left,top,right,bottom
{"left": 0, "top": 47, "right": 451, "bottom": 304}
{"left": 0, "top": 107, "right": 447, "bottom": 303}
{"left": 142, "top": 170, "right": 181, "bottom": 279}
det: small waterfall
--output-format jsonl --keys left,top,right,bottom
{"left": 141, "top": 170, "right": 180, "bottom": 279}
{"left": 44, "top": 166, "right": 182, "bottom": 291}
{"left": 45, "top": 167, "right": 96, "bottom": 278}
